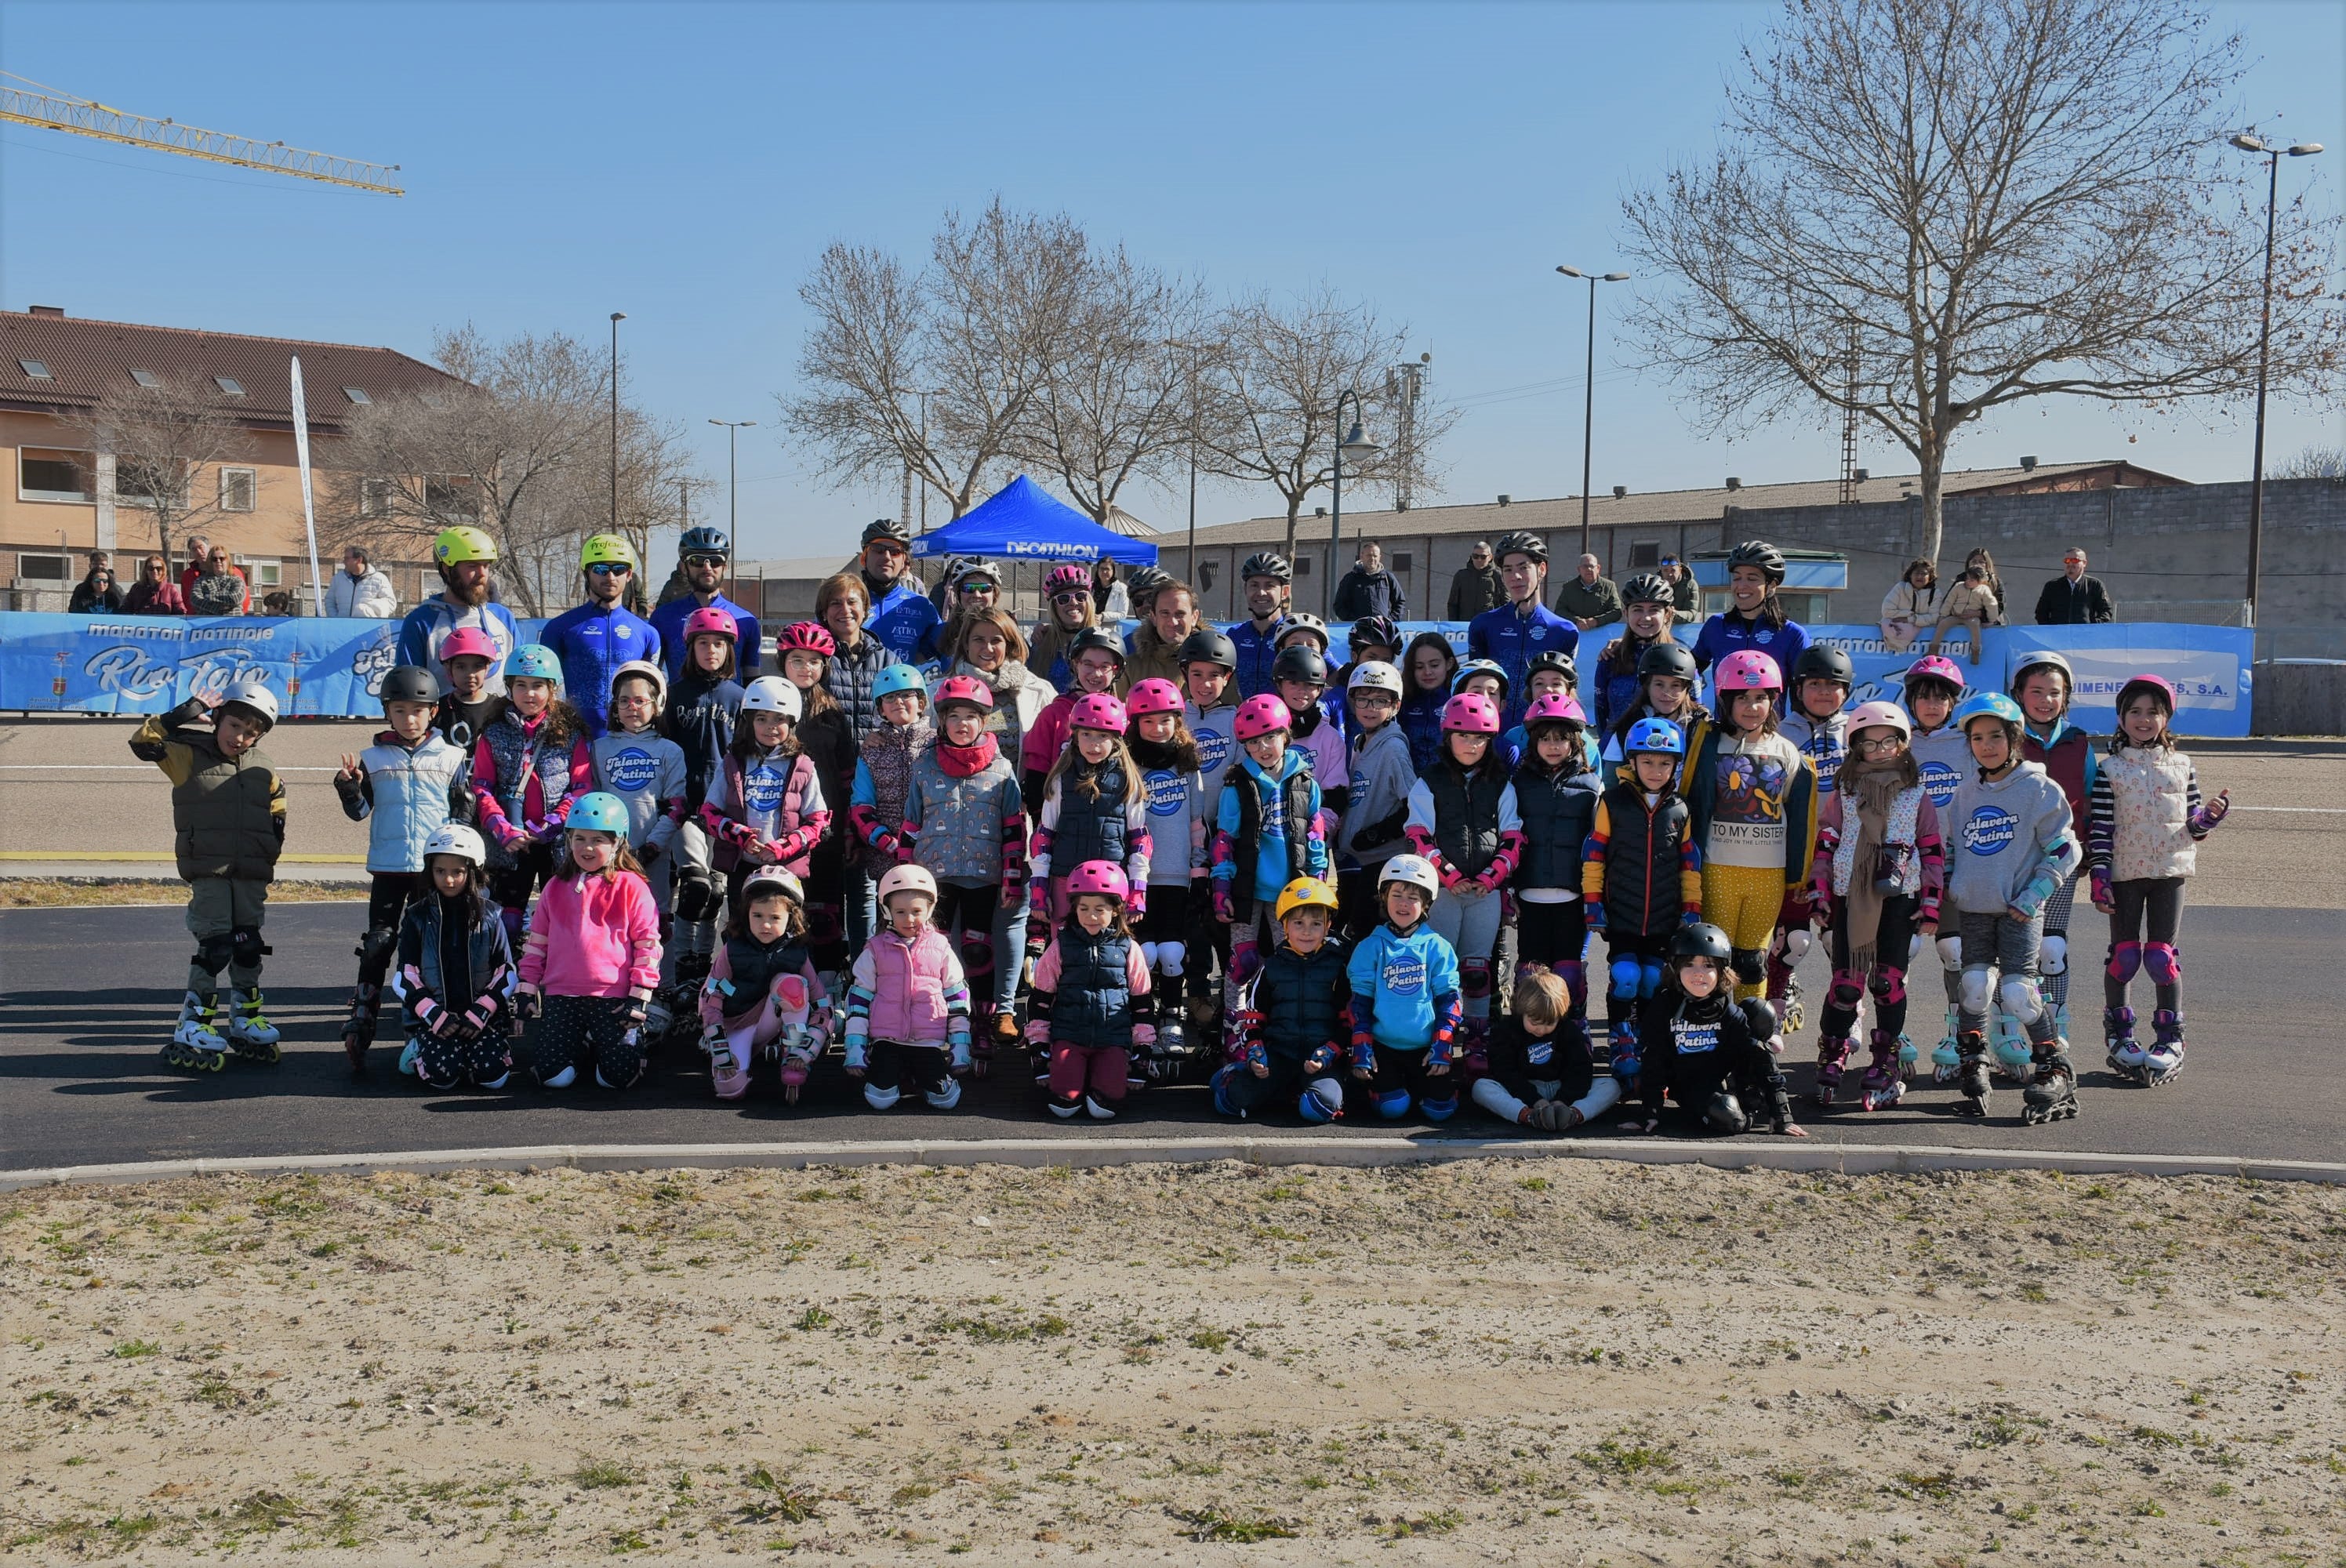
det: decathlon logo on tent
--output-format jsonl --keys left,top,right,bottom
{"left": 1004, "top": 542, "right": 1099, "bottom": 560}
{"left": 1963, "top": 804, "right": 2017, "bottom": 855}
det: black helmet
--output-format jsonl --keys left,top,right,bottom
{"left": 1621, "top": 572, "right": 1672, "bottom": 607}
{"left": 1637, "top": 642, "right": 1700, "bottom": 682}
{"left": 1701, "top": 1089, "right": 1750, "bottom": 1135}
{"left": 862, "top": 517, "right": 912, "bottom": 548}
{"left": 1494, "top": 528, "right": 1548, "bottom": 565}
{"left": 1349, "top": 615, "right": 1401, "bottom": 655}
{"left": 1126, "top": 564, "right": 1171, "bottom": 600}
{"left": 1792, "top": 644, "right": 1855, "bottom": 688}
{"left": 1671, "top": 921, "right": 1734, "bottom": 964}
{"left": 380, "top": 664, "right": 441, "bottom": 707}
{"left": 1726, "top": 539, "right": 1786, "bottom": 582}
{"left": 1178, "top": 628, "right": 1237, "bottom": 671}
{"left": 1271, "top": 645, "right": 1327, "bottom": 686}
{"left": 1240, "top": 551, "right": 1291, "bottom": 584}
{"left": 1527, "top": 649, "right": 1578, "bottom": 687}
{"left": 679, "top": 525, "right": 732, "bottom": 560}
{"left": 1071, "top": 626, "right": 1128, "bottom": 663}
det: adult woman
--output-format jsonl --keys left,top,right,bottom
{"left": 1091, "top": 558, "right": 1128, "bottom": 622}
{"left": 68, "top": 555, "right": 122, "bottom": 614}
{"left": 813, "top": 572, "right": 899, "bottom": 735}
{"left": 187, "top": 544, "right": 249, "bottom": 617}
{"left": 941, "top": 606, "right": 1050, "bottom": 757}
{"left": 1879, "top": 558, "right": 1938, "bottom": 652}
{"left": 1026, "top": 563, "right": 1098, "bottom": 693}
{"left": 1399, "top": 631, "right": 1461, "bottom": 773}
{"left": 121, "top": 554, "right": 184, "bottom": 615}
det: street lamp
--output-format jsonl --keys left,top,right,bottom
{"left": 1167, "top": 339, "right": 1204, "bottom": 588}
{"left": 2228, "top": 133, "right": 2323, "bottom": 630}
{"left": 1555, "top": 267, "right": 1630, "bottom": 555}
{"left": 707, "top": 419, "right": 755, "bottom": 534}
{"left": 608, "top": 312, "right": 626, "bottom": 537}
{"left": 1327, "top": 390, "right": 1382, "bottom": 619}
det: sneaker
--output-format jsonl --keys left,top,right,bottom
{"left": 398, "top": 1039, "right": 423, "bottom": 1076}
{"left": 1082, "top": 1094, "right": 1118, "bottom": 1121}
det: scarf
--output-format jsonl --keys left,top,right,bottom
{"left": 1843, "top": 760, "right": 1909, "bottom": 972}
{"left": 936, "top": 732, "right": 999, "bottom": 778}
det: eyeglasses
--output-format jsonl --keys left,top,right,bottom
{"left": 685, "top": 554, "right": 726, "bottom": 569}
{"left": 1854, "top": 736, "right": 1907, "bottom": 755}
{"left": 1052, "top": 590, "right": 1088, "bottom": 605}
{"left": 589, "top": 563, "right": 631, "bottom": 577}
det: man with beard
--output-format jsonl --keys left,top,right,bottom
{"left": 397, "top": 526, "right": 522, "bottom": 695}
{"left": 857, "top": 517, "right": 942, "bottom": 663}
{"left": 650, "top": 525, "right": 762, "bottom": 681}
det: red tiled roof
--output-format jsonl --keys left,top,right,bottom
{"left": 0, "top": 308, "right": 465, "bottom": 432}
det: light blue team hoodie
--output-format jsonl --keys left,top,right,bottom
{"left": 1346, "top": 919, "right": 1462, "bottom": 1058}
{"left": 1945, "top": 758, "right": 2080, "bottom": 918}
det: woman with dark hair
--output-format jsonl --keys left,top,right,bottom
{"left": 1399, "top": 632, "right": 1461, "bottom": 772}
{"left": 68, "top": 554, "right": 122, "bottom": 613}
{"left": 1091, "top": 557, "right": 1128, "bottom": 621}
{"left": 1879, "top": 558, "right": 1938, "bottom": 652}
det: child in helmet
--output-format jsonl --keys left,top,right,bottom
{"left": 391, "top": 823, "right": 517, "bottom": 1091}
{"left": 1028, "top": 693, "right": 1152, "bottom": 937}
{"left": 1631, "top": 923, "right": 1807, "bottom": 1138}
{"left": 844, "top": 866, "right": 975, "bottom": 1110}
{"left": 699, "top": 675, "right": 830, "bottom": 904}
{"left": 1213, "top": 877, "right": 1353, "bottom": 1122}
{"left": 131, "top": 679, "right": 288, "bottom": 1073}
{"left": 1026, "top": 862, "right": 1155, "bottom": 1119}
{"left": 1019, "top": 626, "right": 1127, "bottom": 815}
{"left": 336, "top": 663, "right": 478, "bottom": 1074}
{"left": 699, "top": 867, "right": 828, "bottom": 1102}
{"left": 848, "top": 662, "right": 936, "bottom": 878}
{"left": 1804, "top": 702, "right": 1946, "bottom": 1112}
{"left": 1345, "top": 855, "right": 1464, "bottom": 1120}
{"left": 1178, "top": 629, "right": 1243, "bottom": 1036}
{"left": 1590, "top": 574, "right": 1678, "bottom": 737}
{"left": 1336, "top": 662, "right": 1417, "bottom": 939}
{"left": 1508, "top": 695, "right": 1603, "bottom": 1027}
{"left": 470, "top": 643, "right": 592, "bottom": 950}
{"left": 1272, "top": 643, "right": 1349, "bottom": 828}
{"left": 1473, "top": 969, "right": 1616, "bottom": 1131}
{"left": 1942, "top": 694, "right": 2083, "bottom": 1121}
{"left": 1404, "top": 691, "right": 1523, "bottom": 1047}
{"left": 775, "top": 622, "right": 860, "bottom": 978}
{"left": 1582, "top": 718, "right": 1703, "bottom": 1090}
{"left": 1211, "top": 693, "right": 1330, "bottom": 1026}
{"left": 1497, "top": 651, "right": 1600, "bottom": 773}
{"left": 514, "top": 792, "right": 664, "bottom": 1090}
{"left": 2010, "top": 650, "right": 2097, "bottom": 1044}
{"left": 1600, "top": 642, "right": 1709, "bottom": 772}
{"left": 1123, "top": 678, "right": 1208, "bottom": 1065}
{"left": 430, "top": 626, "right": 508, "bottom": 750}
{"left": 1690, "top": 539, "right": 1811, "bottom": 682}
{"left": 1900, "top": 654, "right": 1971, "bottom": 1080}
{"left": 902, "top": 677, "right": 1029, "bottom": 1064}
{"left": 1682, "top": 650, "right": 1818, "bottom": 1005}
{"left": 659, "top": 607, "right": 746, "bottom": 1044}
{"left": 1766, "top": 644, "right": 1855, "bottom": 1033}
{"left": 593, "top": 662, "right": 689, "bottom": 910}
{"left": 2089, "top": 674, "right": 2231, "bottom": 1086}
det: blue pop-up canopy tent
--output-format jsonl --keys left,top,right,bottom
{"left": 911, "top": 474, "right": 1160, "bottom": 566}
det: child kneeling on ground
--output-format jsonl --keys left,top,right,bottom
{"left": 699, "top": 867, "right": 828, "bottom": 1102}
{"left": 1473, "top": 968, "right": 1617, "bottom": 1132}
{"left": 1026, "top": 861, "right": 1153, "bottom": 1120}
{"left": 1212, "top": 877, "right": 1353, "bottom": 1122}
{"left": 514, "top": 792, "right": 663, "bottom": 1089}
{"left": 1344, "top": 855, "right": 1464, "bottom": 1120}
{"left": 1631, "top": 922, "right": 1806, "bottom": 1138}
{"left": 393, "top": 823, "right": 517, "bottom": 1090}
{"left": 844, "top": 866, "right": 974, "bottom": 1111}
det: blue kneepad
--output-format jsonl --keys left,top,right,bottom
{"left": 1608, "top": 957, "right": 1643, "bottom": 1001}
{"left": 1375, "top": 1088, "right": 1414, "bottom": 1120}
{"left": 1639, "top": 960, "right": 1665, "bottom": 999}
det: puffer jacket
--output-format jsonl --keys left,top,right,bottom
{"left": 699, "top": 744, "right": 829, "bottom": 876}
{"left": 844, "top": 924, "right": 968, "bottom": 1051}
{"left": 1211, "top": 747, "right": 1325, "bottom": 908}
{"left": 1032, "top": 759, "right": 1151, "bottom": 891}
{"left": 905, "top": 739, "right": 1027, "bottom": 887}
{"left": 339, "top": 729, "right": 474, "bottom": 873}
{"left": 129, "top": 699, "right": 285, "bottom": 882}
{"left": 1034, "top": 927, "right": 1147, "bottom": 1050}
{"left": 1246, "top": 938, "right": 1352, "bottom": 1065}
{"left": 2091, "top": 742, "right": 2215, "bottom": 883}
{"left": 850, "top": 719, "right": 935, "bottom": 874}
{"left": 820, "top": 633, "right": 899, "bottom": 736}
{"left": 660, "top": 670, "right": 743, "bottom": 813}
{"left": 1511, "top": 759, "right": 1601, "bottom": 891}
{"left": 392, "top": 891, "right": 514, "bottom": 1026}
{"left": 471, "top": 710, "right": 593, "bottom": 869}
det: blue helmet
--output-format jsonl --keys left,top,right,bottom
{"left": 1451, "top": 657, "right": 1509, "bottom": 698}
{"left": 506, "top": 643, "right": 562, "bottom": 686}
{"left": 1953, "top": 692, "right": 2025, "bottom": 731}
{"left": 567, "top": 791, "right": 631, "bottom": 840}
{"left": 871, "top": 663, "right": 930, "bottom": 704}
{"left": 678, "top": 524, "right": 731, "bottom": 559}
{"left": 1624, "top": 717, "right": 1686, "bottom": 757}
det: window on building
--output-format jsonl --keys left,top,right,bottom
{"left": 343, "top": 386, "right": 371, "bottom": 405}
{"left": 1294, "top": 556, "right": 1312, "bottom": 578}
{"left": 129, "top": 368, "right": 162, "bottom": 388}
{"left": 1629, "top": 541, "right": 1661, "bottom": 569}
{"left": 18, "top": 358, "right": 53, "bottom": 379}
{"left": 114, "top": 462, "right": 168, "bottom": 503}
{"left": 360, "top": 478, "right": 400, "bottom": 517}
{"left": 214, "top": 376, "right": 245, "bottom": 396}
{"left": 19, "top": 448, "right": 91, "bottom": 502}
{"left": 16, "top": 551, "right": 70, "bottom": 582}
{"left": 242, "top": 559, "right": 282, "bottom": 587}
{"left": 425, "top": 476, "right": 480, "bottom": 521}
{"left": 1392, "top": 552, "right": 1413, "bottom": 572}
{"left": 220, "top": 467, "right": 257, "bottom": 512}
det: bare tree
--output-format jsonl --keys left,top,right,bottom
{"left": 65, "top": 375, "right": 252, "bottom": 567}
{"left": 2271, "top": 444, "right": 2345, "bottom": 480}
{"left": 1622, "top": 0, "right": 2344, "bottom": 564}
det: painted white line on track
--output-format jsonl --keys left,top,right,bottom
{"left": 5, "top": 1137, "right": 2342, "bottom": 1192}
{"left": 2230, "top": 805, "right": 2346, "bottom": 815}
{"left": 0, "top": 764, "right": 342, "bottom": 772}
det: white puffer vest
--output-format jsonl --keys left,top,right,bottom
{"left": 2103, "top": 746, "right": 2199, "bottom": 882}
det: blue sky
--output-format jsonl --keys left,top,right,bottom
{"left": 2, "top": 1, "right": 2339, "bottom": 563}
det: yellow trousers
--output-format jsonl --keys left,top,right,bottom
{"left": 1701, "top": 862, "right": 1787, "bottom": 1000}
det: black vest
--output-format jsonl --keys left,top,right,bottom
{"left": 1597, "top": 782, "right": 1691, "bottom": 937}
{"left": 721, "top": 934, "right": 809, "bottom": 1009}
{"left": 1255, "top": 939, "right": 1350, "bottom": 1062}
{"left": 1051, "top": 763, "right": 1130, "bottom": 871}
{"left": 1422, "top": 757, "right": 1509, "bottom": 879}
{"left": 1513, "top": 764, "right": 1600, "bottom": 890}
{"left": 1231, "top": 763, "right": 1316, "bottom": 906}
{"left": 1048, "top": 928, "right": 1133, "bottom": 1049}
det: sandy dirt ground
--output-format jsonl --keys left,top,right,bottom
{"left": 5, "top": 1160, "right": 2343, "bottom": 1566}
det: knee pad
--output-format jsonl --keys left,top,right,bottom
{"left": 1937, "top": 935, "right": 1964, "bottom": 971}
{"left": 1300, "top": 1076, "right": 1343, "bottom": 1123}
{"left": 1959, "top": 966, "right": 1996, "bottom": 1014}
{"left": 1739, "top": 999, "right": 1781, "bottom": 1044}
{"left": 1139, "top": 941, "right": 1160, "bottom": 971}
{"left": 2039, "top": 934, "right": 2067, "bottom": 977}
{"left": 1826, "top": 969, "right": 1865, "bottom": 1011}
{"left": 1868, "top": 966, "right": 1907, "bottom": 1007}
{"left": 2143, "top": 942, "right": 2181, "bottom": 986}
{"left": 1781, "top": 927, "right": 1813, "bottom": 963}
{"left": 1157, "top": 940, "right": 1185, "bottom": 979}
{"left": 191, "top": 933, "right": 234, "bottom": 977}
{"left": 674, "top": 873, "right": 721, "bottom": 922}
{"left": 1607, "top": 956, "right": 1643, "bottom": 1003}
{"left": 1421, "top": 1095, "right": 1458, "bottom": 1123}
{"left": 1230, "top": 939, "right": 1261, "bottom": 985}
{"left": 1638, "top": 959, "right": 1665, "bottom": 999}
{"left": 2106, "top": 941, "right": 2142, "bottom": 982}
{"left": 1461, "top": 960, "right": 1491, "bottom": 1001}
{"left": 924, "top": 1079, "right": 962, "bottom": 1111}
{"left": 1730, "top": 948, "right": 1767, "bottom": 986}
{"left": 1209, "top": 1064, "right": 1243, "bottom": 1118}
{"left": 230, "top": 926, "right": 271, "bottom": 969}
{"left": 1375, "top": 1088, "right": 1413, "bottom": 1120}
{"left": 957, "top": 929, "right": 994, "bottom": 978}
{"left": 862, "top": 1081, "right": 902, "bottom": 1111}
{"left": 1998, "top": 974, "right": 2044, "bottom": 1025}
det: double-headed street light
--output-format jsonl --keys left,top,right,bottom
{"left": 1555, "top": 266, "right": 1629, "bottom": 554}
{"left": 2228, "top": 132, "right": 2324, "bottom": 629}
{"left": 1327, "top": 390, "right": 1382, "bottom": 619}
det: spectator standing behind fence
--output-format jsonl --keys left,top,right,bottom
{"left": 1091, "top": 559, "right": 1129, "bottom": 622}
{"left": 1447, "top": 540, "right": 1505, "bottom": 621}
{"left": 122, "top": 554, "right": 184, "bottom": 615}
{"left": 2035, "top": 547, "right": 2116, "bottom": 625}
{"left": 188, "top": 545, "right": 251, "bottom": 617}
{"left": 1879, "top": 557, "right": 1939, "bottom": 652}
{"left": 325, "top": 546, "right": 398, "bottom": 619}
{"left": 1923, "top": 562, "right": 1999, "bottom": 665}
{"left": 1335, "top": 542, "right": 1407, "bottom": 621}
{"left": 68, "top": 552, "right": 122, "bottom": 613}
{"left": 1552, "top": 554, "right": 1622, "bottom": 631}
{"left": 1658, "top": 554, "right": 1701, "bottom": 626}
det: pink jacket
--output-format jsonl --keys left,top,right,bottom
{"left": 846, "top": 925, "right": 969, "bottom": 1047}
{"left": 518, "top": 869, "right": 663, "bottom": 998}
{"left": 1020, "top": 691, "right": 1080, "bottom": 779}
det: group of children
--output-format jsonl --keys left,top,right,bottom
{"left": 132, "top": 535, "right": 2228, "bottom": 1134}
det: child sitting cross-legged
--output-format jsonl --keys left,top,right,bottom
{"left": 1211, "top": 877, "right": 1353, "bottom": 1123}
{"left": 1631, "top": 921, "right": 1807, "bottom": 1138}
{"left": 1472, "top": 968, "right": 1618, "bottom": 1132}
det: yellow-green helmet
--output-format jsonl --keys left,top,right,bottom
{"left": 1274, "top": 877, "right": 1342, "bottom": 924}
{"left": 432, "top": 525, "right": 498, "bottom": 566}
{"left": 579, "top": 533, "right": 637, "bottom": 571}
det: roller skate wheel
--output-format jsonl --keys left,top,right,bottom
{"left": 1931, "top": 1063, "right": 1960, "bottom": 1086}
{"left": 161, "top": 1042, "right": 225, "bottom": 1073}
{"left": 782, "top": 1083, "right": 801, "bottom": 1105}
{"left": 1861, "top": 1082, "right": 1904, "bottom": 1112}
{"left": 231, "top": 1038, "right": 282, "bottom": 1065}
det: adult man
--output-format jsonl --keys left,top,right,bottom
{"left": 1467, "top": 529, "right": 1578, "bottom": 728}
{"left": 1658, "top": 553, "right": 1701, "bottom": 624}
{"left": 1332, "top": 541, "right": 1406, "bottom": 620}
{"left": 397, "top": 526, "right": 522, "bottom": 696}
{"left": 1124, "top": 577, "right": 1200, "bottom": 688}
{"left": 648, "top": 525, "right": 761, "bottom": 681}
{"left": 122, "top": 554, "right": 184, "bottom": 615}
{"left": 1447, "top": 539, "right": 1505, "bottom": 621}
{"left": 2033, "top": 547, "right": 2116, "bottom": 626}
{"left": 540, "top": 533, "right": 662, "bottom": 735}
{"left": 856, "top": 517, "right": 942, "bottom": 662}
{"left": 1552, "top": 552, "right": 1622, "bottom": 630}
{"left": 1227, "top": 550, "right": 1292, "bottom": 700}
{"left": 324, "top": 545, "right": 397, "bottom": 619}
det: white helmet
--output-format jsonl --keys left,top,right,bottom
{"left": 1346, "top": 660, "right": 1404, "bottom": 699}
{"left": 423, "top": 822, "right": 488, "bottom": 866}
{"left": 608, "top": 658, "right": 666, "bottom": 712}
{"left": 739, "top": 676, "right": 802, "bottom": 722}
{"left": 739, "top": 866, "right": 805, "bottom": 906}
{"left": 218, "top": 676, "right": 279, "bottom": 729}
{"left": 1378, "top": 853, "right": 1441, "bottom": 902}
{"left": 877, "top": 864, "right": 939, "bottom": 906}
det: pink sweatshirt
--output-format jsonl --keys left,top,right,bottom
{"left": 519, "top": 869, "right": 663, "bottom": 998}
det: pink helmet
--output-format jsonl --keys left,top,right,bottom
{"left": 2116, "top": 673, "right": 2177, "bottom": 714}
{"left": 1521, "top": 692, "right": 1587, "bottom": 728}
{"left": 932, "top": 675, "right": 995, "bottom": 712}
{"left": 775, "top": 621, "right": 836, "bottom": 659}
{"left": 1904, "top": 654, "right": 1965, "bottom": 691}
{"left": 1062, "top": 859, "right": 1128, "bottom": 902}
{"left": 1233, "top": 692, "right": 1291, "bottom": 741}
{"left": 1046, "top": 563, "right": 1092, "bottom": 595}
{"left": 1441, "top": 691, "right": 1502, "bottom": 734}
{"left": 1068, "top": 692, "right": 1128, "bottom": 735}
{"left": 1846, "top": 699, "right": 1911, "bottom": 740}
{"left": 438, "top": 626, "right": 498, "bottom": 664}
{"left": 682, "top": 605, "right": 739, "bottom": 645}
{"left": 1714, "top": 649, "right": 1783, "bottom": 692}
{"left": 1124, "top": 677, "right": 1183, "bottom": 717}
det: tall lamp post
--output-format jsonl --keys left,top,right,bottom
{"left": 1326, "top": 390, "right": 1382, "bottom": 619}
{"left": 1554, "top": 267, "right": 1629, "bottom": 556}
{"left": 2228, "top": 132, "right": 2322, "bottom": 630}
{"left": 607, "top": 314, "right": 627, "bottom": 536}
{"left": 707, "top": 419, "right": 755, "bottom": 534}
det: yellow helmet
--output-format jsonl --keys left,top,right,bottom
{"left": 1274, "top": 877, "right": 1342, "bottom": 924}
{"left": 579, "top": 533, "right": 637, "bottom": 571}
{"left": 432, "top": 525, "right": 498, "bottom": 566}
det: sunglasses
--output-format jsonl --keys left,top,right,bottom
{"left": 961, "top": 581, "right": 997, "bottom": 593}
{"left": 589, "top": 563, "right": 632, "bottom": 577}
{"left": 1052, "top": 590, "right": 1088, "bottom": 604}
{"left": 685, "top": 554, "right": 726, "bottom": 569}
{"left": 868, "top": 543, "right": 907, "bottom": 557}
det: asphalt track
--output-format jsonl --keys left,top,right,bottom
{"left": 5, "top": 896, "right": 2340, "bottom": 1173}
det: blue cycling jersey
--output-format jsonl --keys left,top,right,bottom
{"left": 1467, "top": 599, "right": 1580, "bottom": 729}
{"left": 539, "top": 601, "right": 662, "bottom": 735}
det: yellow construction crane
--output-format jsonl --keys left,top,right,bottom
{"left": 0, "top": 73, "right": 401, "bottom": 195}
